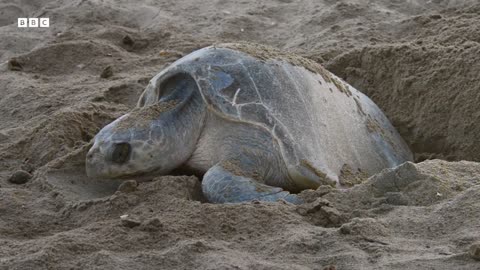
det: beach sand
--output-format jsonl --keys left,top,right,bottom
{"left": 0, "top": 0, "right": 479, "bottom": 269}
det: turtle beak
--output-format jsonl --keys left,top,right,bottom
{"left": 85, "top": 145, "right": 103, "bottom": 178}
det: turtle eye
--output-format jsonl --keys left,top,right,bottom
{"left": 110, "top": 143, "right": 131, "bottom": 164}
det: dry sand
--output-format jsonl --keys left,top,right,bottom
{"left": 1, "top": 0, "right": 480, "bottom": 269}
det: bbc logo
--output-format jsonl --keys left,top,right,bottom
{"left": 18, "top": 18, "right": 49, "bottom": 28}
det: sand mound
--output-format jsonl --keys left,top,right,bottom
{"left": 327, "top": 42, "right": 480, "bottom": 162}
{"left": 1, "top": 157, "right": 479, "bottom": 269}
{"left": 1, "top": 0, "right": 480, "bottom": 269}
{"left": 13, "top": 41, "right": 124, "bottom": 76}
{"left": 0, "top": 103, "right": 123, "bottom": 175}
{"left": 325, "top": 4, "right": 480, "bottom": 162}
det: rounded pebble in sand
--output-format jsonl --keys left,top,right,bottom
{"left": 8, "top": 170, "right": 32, "bottom": 184}
{"left": 470, "top": 242, "right": 480, "bottom": 261}
{"left": 121, "top": 218, "right": 141, "bottom": 228}
{"left": 100, "top": 66, "right": 113, "bottom": 78}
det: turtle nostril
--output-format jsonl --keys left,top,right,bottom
{"left": 86, "top": 147, "right": 97, "bottom": 160}
{"left": 111, "top": 143, "right": 131, "bottom": 164}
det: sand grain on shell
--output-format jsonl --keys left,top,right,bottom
{"left": 221, "top": 42, "right": 335, "bottom": 84}
{"left": 113, "top": 100, "right": 179, "bottom": 131}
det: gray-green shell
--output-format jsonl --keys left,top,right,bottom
{"left": 139, "top": 43, "right": 413, "bottom": 186}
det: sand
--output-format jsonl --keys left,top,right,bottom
{"left": 1, "top": 0, "right": 480, "bottom": 269}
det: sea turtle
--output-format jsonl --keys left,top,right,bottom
{"left": 86, "top": 43, "right": 413, "bottom": 204}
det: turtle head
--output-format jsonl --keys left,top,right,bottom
{"left": 86, "top": 72, "right": 205, "bottom": 179}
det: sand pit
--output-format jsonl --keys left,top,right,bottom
{"left": 1, "top": 0, "right": 480, "bottom": 269}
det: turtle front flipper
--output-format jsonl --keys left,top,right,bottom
{"left": 202, "top": 164, "right": 303, "bottom": 204}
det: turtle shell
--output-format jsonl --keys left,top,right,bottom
{"left": 139, "top": 43, "right": 413, "bottom": 188}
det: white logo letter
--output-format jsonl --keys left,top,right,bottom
{"left": 29, "top": 18, "right": 39, "bottom": 27}
{"left": 40, "top": 18, "right": 49, "bottom": 27}
{"left": 18, "top": 18, "right": 27, "bottom": 28}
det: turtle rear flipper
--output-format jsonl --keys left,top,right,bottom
{"left": 202, "top": 164, "right": 302, "bottom": 204}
